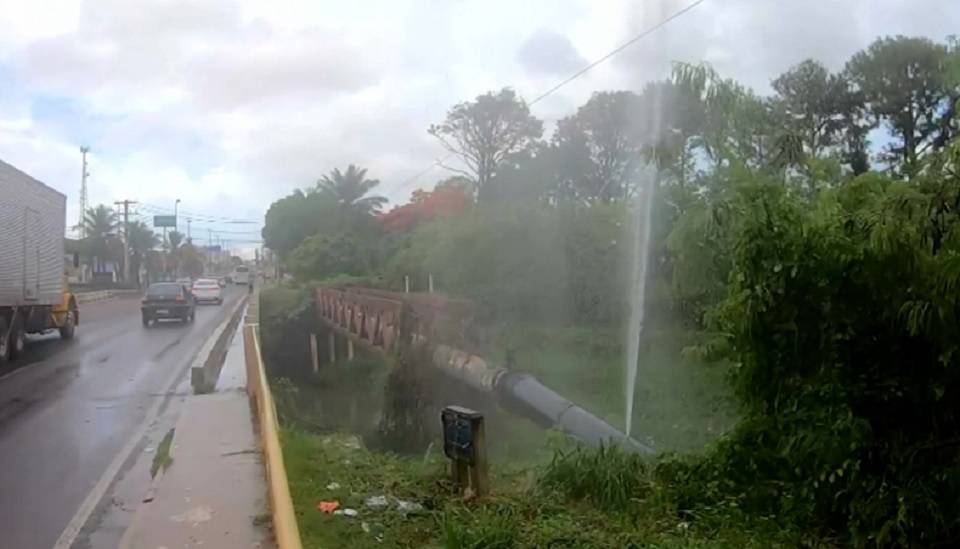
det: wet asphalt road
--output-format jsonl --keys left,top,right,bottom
{"left": 0, "top": 286, "right": 244, "bottom": 549}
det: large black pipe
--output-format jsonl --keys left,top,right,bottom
{"left": 431, "top": 344, "right": 653, "bottom": 454}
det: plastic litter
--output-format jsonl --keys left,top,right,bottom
{"left": 395, "top": 500, "right": 424, "bottom": 515}
{"left": 364, "top": 495, "right": 389, "bottom": 508}
{"left": 342, "top": 508, "right": 359, "bottom": 517}
{"left": 361, "top": 522, "right": 371, "bottom": 534}
{"left": 317, "top": 500, "right": 340, "bottom": 514}
{"left": 326, "top": 481, "right": 341, "bottom": 490}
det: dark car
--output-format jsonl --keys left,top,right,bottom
{"left": 141, "top": 282, "right": 196, "bottom": 327}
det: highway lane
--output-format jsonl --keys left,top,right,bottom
{"left": 0, "top": 286, "right": 245, "bottom": 549}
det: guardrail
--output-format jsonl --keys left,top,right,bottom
{"left": 316, "top": 287, "right": 475, "bottom": 351}
{"left": 243, "top": 314, "right": 303, "bottom": 549}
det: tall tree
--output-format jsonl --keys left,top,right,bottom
{"left": 316, "top": 165, "right": 387, "bottom": 216}
{"left": 179, "top": 243, "right": 205, "bottom": 278}
{"left": 82, "top": 205, "right": 118, "bottom": 273}
{"left": 671, "top": 62, "right": 754, "bottom": 171}
{"left": 127, "top": 221, "right": 159, "bottom": 286}
{"left": 846, "top": 36, "right": 953, "bottom": 176}
{"left": 771, "top": 59, "right": 853, "bottom": 158}
{"left": 167, "top": 230, "right": 184, "bottom": 252}
{"left": 262, "top": 189, "right": 337, "bottom": 259}
{"left": 167, "top": 230, "right": 184, "bottom": 276}
{"left": 639, "top": 80, "right": 705, "bottom": 188}
{"left": 429, "top": 88, "right": 543, "bottom": 201}
{"left": 554, "top": 91, "right": 644, "bottom": 203}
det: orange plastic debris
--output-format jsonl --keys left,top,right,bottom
{"left": 317, "top": 500, "right": 340, "bottom": 514}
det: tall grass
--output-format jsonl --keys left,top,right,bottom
{"left": 539, "top": 443, "right": 650, "bottom": 511}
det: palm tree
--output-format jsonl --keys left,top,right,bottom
{"left": 128, "top": 221, "right": 159, "bottom": 287}
{"left": 82, "top": 205, "right": 118, "bottom": 274}
{"left": 316, "top": 165, "right": 387, "bottom": 216}
{"left": 166, "top": 230, "right": 184, "bottom": 276}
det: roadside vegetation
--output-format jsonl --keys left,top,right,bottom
{"left": 150, "top": 428, "right": 175, "bottom": 479}
{"left": 262, "top": 35, "right": 960, "bottom": 547}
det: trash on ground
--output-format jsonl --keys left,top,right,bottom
{"left": 342, "top": 508, "right": 359, "bottom": 517}
{"left": 341, "top": 437, "right": 362, "bottom": 450}
{"left": 326, "top": 481, "right": 341, "bottom": 490}
{"left": 395, "top": 499, "right": 424, "bottom": 515}
{"left": 317, "top": 500, "right": 340, "bottom": 514}
{"left": 362, "top": 522, "right": 371, "bottom": 534}
{"left": 364, "top": 495, "right": 388, "bottom": 508}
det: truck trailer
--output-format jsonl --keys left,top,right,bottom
{"left": 0, "top": 159, "right": 78, "bottom": 363}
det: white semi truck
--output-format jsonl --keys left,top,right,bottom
{"left": 0, "top": 159, "right": 79, "bottom": 363}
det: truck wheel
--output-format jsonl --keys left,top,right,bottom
{"left": 8, "top": 318, "right": 25, "bottom": 359}
{"left": 142, "top": 315, "right": 151, "bottom": 328}
{"left": 0, "top": 317, "right": 9, "bottom": 363}
{"left": 59, "top": 309, "right": 77, "bottom": 340}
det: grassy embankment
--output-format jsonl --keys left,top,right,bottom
{"left": 261, "top": 286, "right": 805, "bottom": 548}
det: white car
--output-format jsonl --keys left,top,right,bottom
{"left": 191, "top": 278, "right": 223, "bottom": 305}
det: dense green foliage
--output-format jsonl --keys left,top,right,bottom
{"left": 263, "top": 34, "right": 960, "bottom": 546}
{"left": 674, "top": 141, "right": 960, "bottom": 547}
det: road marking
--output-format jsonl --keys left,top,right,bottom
{"left": 52, "top": 293, "right": 247, "bottom": 549}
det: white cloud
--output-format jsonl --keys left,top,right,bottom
{"left": 517, "top": 29, "right": 588, "bottom": 76}
{"left": 0, "top": 0, "right": 956, "bottom": 256}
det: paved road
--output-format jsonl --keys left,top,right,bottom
{"left": 0, "top": 286, "right": 245, "bottom": 549}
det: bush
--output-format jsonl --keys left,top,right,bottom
{"left": 692, "top": 158, "right": 960, "bottom": 546}
{"left": 287, "top": 231, "right": 373, "bottom": 281}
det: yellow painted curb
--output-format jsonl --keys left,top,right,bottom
{"left": 244, "top": 322, "right": 303, "bottom": 549}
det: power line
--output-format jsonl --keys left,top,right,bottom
{"left": 390, "top": 0, "right": 706, "bottom": 196}
{"left": 138, "top": 203, "right": 260, "bottom": 224}
{"left": 527, "top": 0, "right": 706, "bottom": 106}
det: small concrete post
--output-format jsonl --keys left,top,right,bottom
{"left": 309, "top": 333, "right": 319, "bottom": 374}
{"left": 347, "top": 338, "right": 354, "bottom": 362}
{"left": 404, "top": 275, "right": 410, "bottom": 293}
{"left": 469, "top": 417, "right": 489, "bottom": 497}
{"left": 328, "top": 331, "right": 336, "bottom": 364}
{"left": 428, "top": 273, "right": 434, "bottom": 293}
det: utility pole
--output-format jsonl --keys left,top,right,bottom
{"left": 208, "top": 229, "right": 214, "bottom": 273}
{"left": 114, "top": 200, "right": 138, "bottom": 283}
{"left": 186, "top": 217, "right": 192, "bottom": 243}
{"left": 79, "top": 146, "right": 90, "bottom": 238}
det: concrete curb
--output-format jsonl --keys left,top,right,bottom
{"left": 190, "top": 297, "right": 248, "bottom": 393}
{"left": 243, "top": 293, "right": 303, "bottom": 549}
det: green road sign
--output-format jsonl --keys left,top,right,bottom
{"left": 153, "top": 215, "right": 177, "bottom": 228}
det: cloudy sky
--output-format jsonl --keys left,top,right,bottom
{"left": 0, "top": 0, "right": 956, "bottom": 255}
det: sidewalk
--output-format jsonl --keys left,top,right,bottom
{"left": 119, "top": 310, "right": 274, "bottom": 549}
